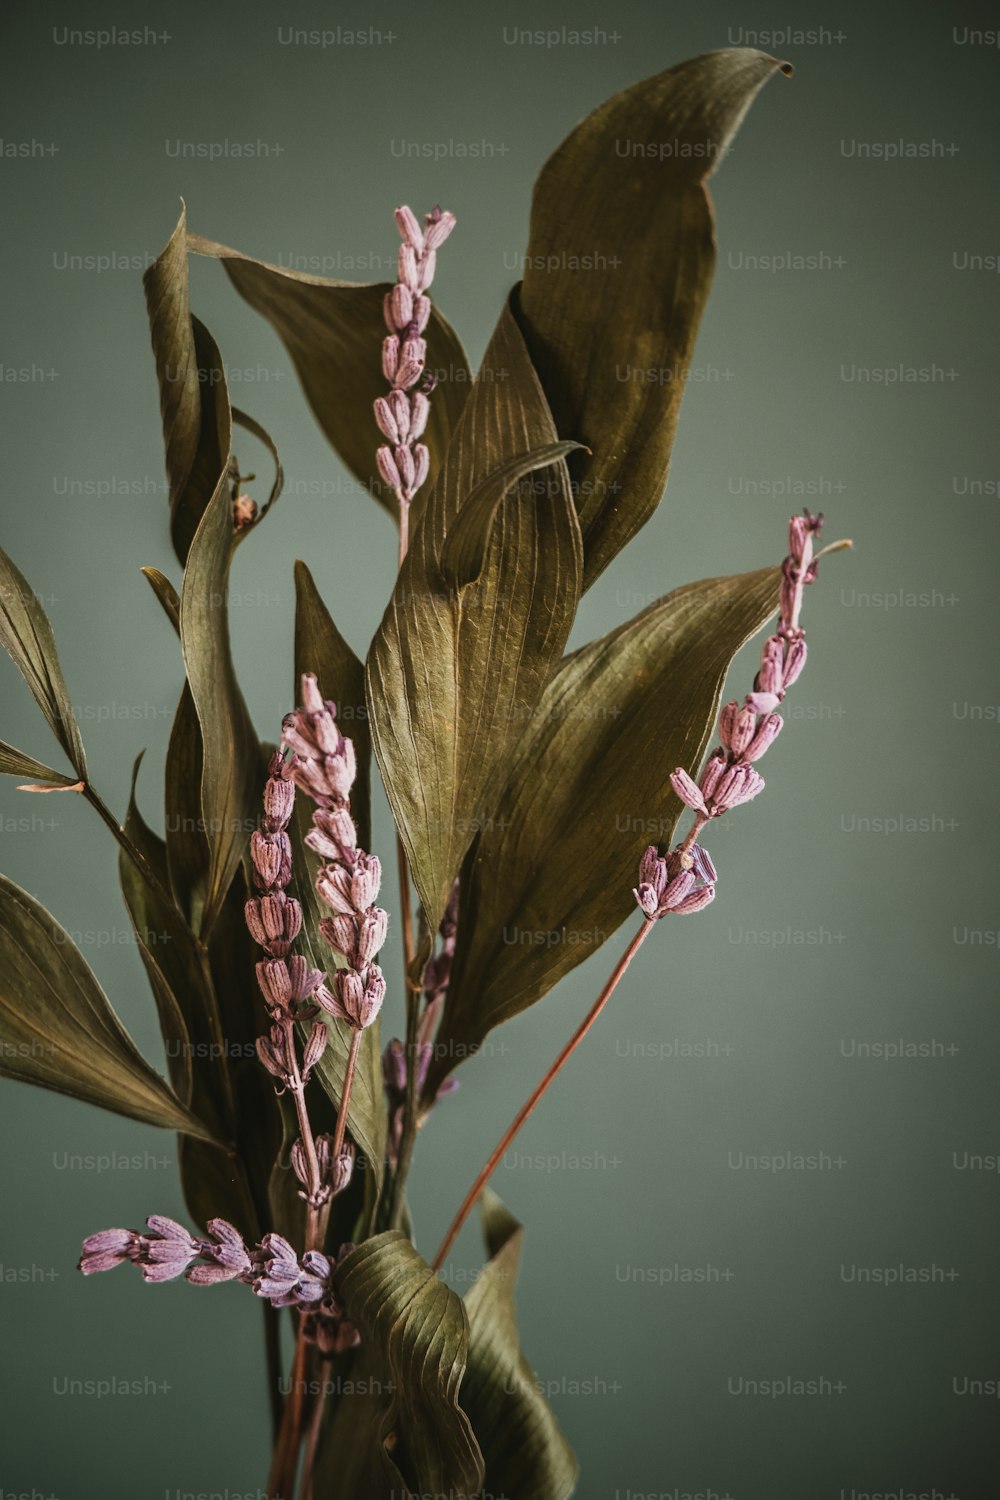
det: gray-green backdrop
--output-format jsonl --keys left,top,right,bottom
{"left": 1, "top": 0, "right": 997, "bottom": 1495}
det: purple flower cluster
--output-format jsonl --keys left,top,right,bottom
{"left": 374, "top": 204, "right": 456, "bottom": 519}
{"left": 79, "top": 1217, "right": 359, "bottom": 1354}
{"left": 284, "top": 674, "right": 387, "bottom": 1033}
{"left": 637, "top": 510, "right": 827, "bottom": 920}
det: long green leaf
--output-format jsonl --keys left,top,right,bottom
{"left": 366, "top": 299, "right": 584, "bottom": 929}
{"left": 0, "top": 872, "right": 214, "bottom": 1138}
{"left": 462, "top": 1192, "right": 578, "bottom": 1499}
{"left": 516, "top": 47, "right": 791, "bottom": 587}
{"left": 332, "top": 1231, "right": 484, "bottom": 1497}
{"left": 188, "top": 230, "right": 470, "bottom": 530}
{"left": 428, "top": 565, "right": 780, "bottom": 1092}
{"left": 0, "top": 548, "right": 87, "bottom": 777}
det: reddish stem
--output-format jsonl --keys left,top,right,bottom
{"left": 431, "top": 918, "right": 655, "bottom": 1272}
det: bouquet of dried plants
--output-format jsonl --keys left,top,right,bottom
{"left": 0, "top": 48, "right": 848, "bottom": 1499}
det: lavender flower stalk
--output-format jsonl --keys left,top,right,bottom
{"left": 636, "top": 509, "right": 832, "bottom": 922}
{"left": 78, "top": 1217, "right": 359, "bottom": 1355}
{"left": 283, "top": 674, "right": 388, "bottom": 1173}
{"left": 374, "top": 204, "right": 456, "bottom": 560}
{"left": 245, "top": 750, "right": 343, "bottom": 1243}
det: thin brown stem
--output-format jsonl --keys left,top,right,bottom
{"left": 431, "top": 917, "right": 656, "bottom": 1272}
{"left": 267, "top": 1321, "right": 309, "bottom": 1500}
{"left": 330, "top": 1026, "right": 364, "bottom": 1164}
{"left": 298, "top": 1367, "right": 328, "bottom": 1500}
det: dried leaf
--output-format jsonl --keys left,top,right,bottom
{"left": 0, "top": 871, "right": 214, "bottom": 1138}
{"left": 462, "top": 1192, "right": 578, "bottom": 1499}
{"left": 0, "top": 548, "right": 87, "bottom": 777}
{"left": 516, "top": 47, "right": 791, "bottom": 587}
{"left": 332, "top": 1230, "right": 484, "bottom": 1496}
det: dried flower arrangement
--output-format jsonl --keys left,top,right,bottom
{"left": 0, "top": 48, "right": 848, "bottom": 1499}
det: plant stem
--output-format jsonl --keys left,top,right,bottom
{"left": 330, "top": 1025, "right": 364, "bottom": 1164}
{"left": 431, "top": 917, "right": 655, "bottom": 1272}
{"left": 82, "top": 783, "right": 179, "bottom": 915}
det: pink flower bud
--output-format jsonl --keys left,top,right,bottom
{"left": 393, "top": 359, "right": 423, "bottom": 391}
{"left": 729, "top": 704, "right": 759, "bottom": 758}
{"left": 381, "top": 336, "right": 400, "bottom": 382}
{"left": 376, "top": 446, "right": 401, "bottom": 493}
{"left": 413, "top": 294, "right": 431, "bottom": 333}
{"left": 661, "top": 869, "right": 695, "bottom": 911}
{"left": 423, "top": 211, "right": 456, "bottom": 251}
{"left": 401, "top": 337, "right": 426, "bottom": 368}
{"left": 711, "top": 764, "right": 765, "bottom": 812}
{"left": 398, "top": 243, "right": 419, "bottom": 291}
{"left": 263, "top": 774, "right": 295, "bottom": 832}
{"left": 409, "top": 392, "right": 430, "bottom": 441}
{"left": 698, "top": 753, "right": 727, "bottom": 802}
{"left": 251, "top": 831, "right": 292, "bottom": 892}
{"left": 718, "top": 700, "right": 740, "bottom": 750}
{"left": 412, "top": 445, "right": 430, "bottom": 492}
{"left": 301, "top": 1021, "right": 328, "bottom": 1078}
{"left": 781, "top": 637, "right": 807, "bottom": 691}
{"left": 395, "top": 445, "right": 416, "bottom": 492}
{"left": 257, "top": 959, "right": 291, "bottom": 1010}
{"left": 670, "top": 768, "right": 707, "bottom": 813}
{"left": 634, "top": 883, "right": 661, "bottom": 919}
{"left": 673, "top": 885, "right": 716, "bottom": 916}
{"left": 388, "top": 389, "right": 411, "bottom": 444}
{"left": 332, "top": 1146, "right": 355, "bottom": 1195}
{"left": 373, "top": 396, "right": 399, "bottom": 444}
{"left": 390, "top": 283, "right": 413, "bottom": 328}
{"left": 394, "top": 205, "right": 425, "bottom": 253}
{"left": 744, "top": 713, "right": 783, "bottom": 763}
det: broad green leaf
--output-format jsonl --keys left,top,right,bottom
{"left": 143, "top": 204, "right": 232, "bottom": 566}
{"left": 516, "top": 47, "right": 791, "bottom": 587}
{"left": 332, "top": 1231, "right": 484, "bottom": 1497}
{"left": 366, "top": 299, "right": 584, "bottom": 929}
{"left": 427, "top": 566, "right": 780, "bottom": 1091}
{"left": 0, "top": 872, "right": 214, "bottom": 1138}
{"left": 462, "top": 1192, "right": 578, "bottom": 1499}
{"left": 0, "top": 548, "right": 87, "bottom": 777}
{"left": 179, "top": 472, "right": 261, "bottom": 936}
{"left": 188, "top": 229, "right": 470, "bottom": 529}
{"left": 0, "top": 741, "right": 78, "bottom": 789}
{"left": 294, "top": 558, "right": 371, "bottom": 851}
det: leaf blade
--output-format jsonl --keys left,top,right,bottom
{"left": 517, "top": 47, "right": 791, "bottom": 586}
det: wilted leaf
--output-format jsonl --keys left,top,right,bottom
{"left": 0, "top": 872, "right": 214, "bottom": 1138}
{"left": 366, "top": 299, "right": 584, "bottom": 929}
{"left": 332, "top": 1230, "right": 483, "bottom": 1497}
{"left": 0, "top": 548, "right": 87, "bottom": 777}
{"left": 188, "top": 229, "right": 470, "bottom": 529}
{"left": 516, "top": 47, "right": 791, "bottom": 587}
{"left": 141, "top": 567, "right": 181, "bottom": 634}
{"left": 143, "top": 204, "right": 232, "bottom": 566}
{"left": 179, "top": 472, "right": 262, "bottom": 937}
{"left": 0, "top": 741, "right": 78, "bottom": 788}
{"left": 462, "top": 1192, "right": 577, "bottom": 1499}
{"left": 428, "top": 566, "right": 780, "bottom": 1091}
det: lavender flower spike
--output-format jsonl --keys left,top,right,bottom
{"left": 375, "top": 204, "right": 455, "bottom": 541}
{"left": 639, "top": 510, "right": 831, "bottom": 924}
